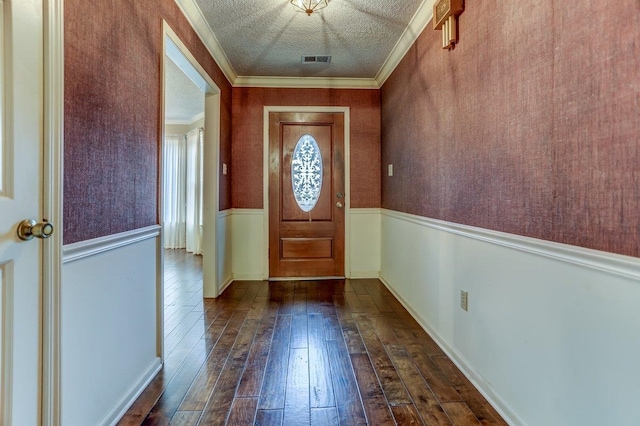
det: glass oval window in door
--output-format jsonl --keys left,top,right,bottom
{"left": 291, "top": 134, "right": 323, "bottom": 212}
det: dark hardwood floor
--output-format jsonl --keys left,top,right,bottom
{"left": 118, "top": 249, "right": 507, "bottom": 426}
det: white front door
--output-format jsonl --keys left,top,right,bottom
{"left": 0, "top": 0, "right": 45, "bottom": 424}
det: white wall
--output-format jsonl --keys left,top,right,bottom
{"left": 229, "top": 208, "right": 380, "bottom": 280}
{"left": 231, "top": 209, "right": 266, "bottom": 280}
{"left": 217, "top": 210, "right": 233, "bottom": 292}
{"left": 349, "top": 208, "right": 380, "bottom": 278}
{"left": 165, "top": 116, "right": 204, "bottom": 136}
{"left": 61, "top": 227, "right": 161, "bottom": 426}
{"left": 380, "top": 209, "right": 640, "bottom": 426}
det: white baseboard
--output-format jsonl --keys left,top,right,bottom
{"left": 379, "top": 273, "right": 521, "bottom": 425}
{"left": 218, "top": 275, "right": 234, "bottom": 295}
{"left": 101, "top": 358, "right": 162, "bottom": 426}
{"left": 232, "top": 273, "right": 264, "bottom": 281}
{"left": 349, "top": 271, "right": 380, "bottom": 279}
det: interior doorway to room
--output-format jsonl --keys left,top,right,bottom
{"left": 162, "top": 44, "right": 205, "bottom": 262}
{"left": 268, "top": 111, "right": 346, "bottom": 278}
{"left": 161, "top": 23, "right": 222, "bottom": 317}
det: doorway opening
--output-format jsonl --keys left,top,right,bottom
{"left": 263, "top": 106, "right": 352, "bottom": 280}
{"left": 160, "top": 22, "right": 221, "bottom": 355}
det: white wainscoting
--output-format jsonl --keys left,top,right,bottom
{"left": 230, "top": 208, "right": 382, "bottom": 280}
{"left": 349, "top": 208, "right": 381, "bottom": 278}
{"left": 380, "top": 210, "right": 640, "bottom": 426}
{"left": 62, "top": 226, "right": 161, "bottom": 426}
{"left": 231, "top": 209, "right": 266, "bottom": 280}
{"left": 217, "top": 210, "right": 233, "bottom": 293}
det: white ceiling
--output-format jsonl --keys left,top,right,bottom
{"left": 175, "top": 0, "right": 436, "bottom": 88}
{"left": 164, "top": 0, "right": 436, "bottom": 122}
{"left": 164, "top": 56, "right": 204, "bottom": 124}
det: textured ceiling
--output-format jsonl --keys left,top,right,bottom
{"left": 164, "top": 56, "right": 205, "bottom": 123}
{"left": 192, "top": 0, "right": 425, "bottom": 79}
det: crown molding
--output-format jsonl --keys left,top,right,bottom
{"left": 174, "top": 0, "right": 238, "bottom": 84}
{"left": 375, "top": 0, "right": 435, "bottom": 87}
{"left": 165, "top": 111, "right": 205, "bottom": 125}
{"left": 176, "top": 0, "right": 435, "bottom": 89}
{"left": 234, "top": 75, "right": 379, "bottom": 89}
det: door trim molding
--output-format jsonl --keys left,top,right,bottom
{"left": 158, "top": 20, "right": 221, "bottom": 302}
{"left": 263, "top": 106, "right": 351, "bottom": 279}
{"left": 42, "top": 0, "right": 64, "bottom": 424}
{"left": 162, "top": 21, "right": 222, "bottom": 301}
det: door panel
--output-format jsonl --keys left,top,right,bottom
{"left": 0, "top": 0, "right": 44, "bottom": 424}
{"left": 269, "top": 112, "right": 344, "bottom": 278}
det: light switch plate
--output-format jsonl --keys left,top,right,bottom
{"left": 460, "top": 290, "right": 468, "bottom": 311}
{"left": 388, "top": 164, "right": 393, "bottom": 176}
{"left": 222, "top": 163, "right": 228, "bottom": 175}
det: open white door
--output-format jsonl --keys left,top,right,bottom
{"left": 0, "top": 0, "right": 45, "bottom": 424}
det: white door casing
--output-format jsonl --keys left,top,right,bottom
{"left": 162, "top": 22, "right": 221, "bottom": 299}
{"left": 0, "top": 0, "right": 45, "bottom": 424}
{"left": 263, "top": 106, "right": 351, "bottom": 280}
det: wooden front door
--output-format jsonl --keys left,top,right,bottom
{"left": 269, "top": 112, "right": 345, "bottom": 278}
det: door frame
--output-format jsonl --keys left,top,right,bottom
{"left": 262, "top": 106, "right": 351, "bottom": 279}
{"left": 161, "top": 22, "right": 221, "bottom": 302}
{"left": 42, "top": 0, "right": 64, "bottom": 424}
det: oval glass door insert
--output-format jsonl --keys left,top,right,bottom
{"left": 291, "top": 134, "right": 323, "bottom": 212}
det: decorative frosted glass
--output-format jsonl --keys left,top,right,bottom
{"left": 291, "top": 134, "right": 323, "bottom": 212}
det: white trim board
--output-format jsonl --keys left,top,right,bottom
{"left": 62, "top": 225, "right": 161, "bottom": 264}
{"left": 98, "top": 358, "right": 161, "bottom": 426}
{"left": 174, "top": 0, "right": 436, "bottom": 89}
{"left": 263, "top": 106, "right": 351, "bottom": 280}
{"left": 234, "top": 76, "right": 379, "bottom": 89}
{"left": 42, "top": 0, "right": 65, "bottom": 423}
{"left": 162, "top": 21, "right": 222, "bottom": 298}
{"left": 381, "top": 209, "right": 640, "bottom": 280}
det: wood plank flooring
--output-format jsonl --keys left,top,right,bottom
{"left": 118, "top": 249, "right": 507, "bottom": 426}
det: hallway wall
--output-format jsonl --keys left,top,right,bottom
{"left": 231, "top": 87, "right": 381, "bottom": 209}
{"left": 62, "top": 1, "right": 233, "bottom": 424}
{"left": 380, "top": 211, "right": 640, "bottom": 425}
{"left": 64, "top": 0, "right": 233, "bottom": 245}
{"left": 381, "top": 0, "right": 640, "bottom": 258}
{"left": 379, "top": 1, "right": 640, "bottom": 424}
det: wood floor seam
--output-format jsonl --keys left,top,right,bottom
{"left": 119, "top": 250, "right": 507, "bottom": 426}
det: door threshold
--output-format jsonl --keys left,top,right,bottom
{"left": 268, "top": 276, "right": 345, "bottom": 282}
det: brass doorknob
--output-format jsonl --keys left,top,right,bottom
{"left": 336, "top": 201, "right": 343, "bottom": 208}
{"left": 17, "top": 219, "right": 54, "bottom": 241}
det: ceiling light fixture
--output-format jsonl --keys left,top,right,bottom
{"left": 290, "top": 0, "right": 328, "bottom": 16}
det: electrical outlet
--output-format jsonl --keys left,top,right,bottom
{"left": 460, "top": 290, "right": 468, "bottom": 311}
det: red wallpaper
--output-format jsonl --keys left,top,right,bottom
{"left": 231, "top": 88, "right": 381, "bottom": 209}
{"left": 381, "top": 0, "right": 640, "bottom": 257}
{"left": 64, "top": 0, "right": 232, "bottom": 244}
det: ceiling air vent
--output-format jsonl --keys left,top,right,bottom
{"left": 302, "top": 55, "right": 331, "bottom": 64}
